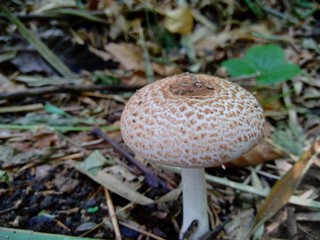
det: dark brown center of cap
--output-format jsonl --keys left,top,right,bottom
{"left": 169, "top": 73, "right": 219, "bottom": 97}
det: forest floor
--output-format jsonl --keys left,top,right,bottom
{"left": 0, "top": 1, "right": 320, "bottom": 240}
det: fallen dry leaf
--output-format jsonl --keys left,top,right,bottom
{"left": 163, "top": 6, "right": 193, "bottom": 35}
{"left": 193, "top": 24, "right": 271, "bottom": 56}
{"left": 0, "top": 73, "right": 26, "bottom": 93}
{"left": 152, "top": 62, "right": 182, "bottom": 76}
{"left": 105, "top": 43, "right": 143, "bottom": 71}
{"left": 228, "top": 139, "right": 284, "bottom": 167}
{"left": 245, "top": 137, "right": 320, "bottom": 238}
{"left": 53, "top": 173, "right": 79, "bottom": 193}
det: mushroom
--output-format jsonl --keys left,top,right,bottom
{"left": 120, "top": 73, "right": 264, "bottom": 239}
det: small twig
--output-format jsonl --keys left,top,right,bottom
{"left": 0, "top": 84, "right": 143, "bottom": 101}
{"left": 0, "top": 206, "right": 18, "bottom": 215}
{"left": 104, "top": 188, "right": 122, "bottom": 240}
{"left": 192, "top": 9, "right": 216, "bottom": 32}
{"left": 0, "top": 103, "right": 43, "bottom": 113}
{"left": 91, "top": 128, "right": 169, "bottom": 190}
{"left": 52, "top": 218, "right": 71, "bottom": 232}
{"left": 136, "top": 20, "right": 155, "bottom": 83}
{"left": 0, "top": 124, "right": 120, "bottom": 132}
{"left": 80, "top": 202, "right": 136, "bottom": 237}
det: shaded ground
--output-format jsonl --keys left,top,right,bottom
{"left": 0, "top": 163, "right": 180, "bottom": 239}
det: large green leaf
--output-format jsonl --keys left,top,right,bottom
{"left": 221, "top": 59, "right": 257, "bottom": 77}
{"left": 257, "top": 63, "right": 301, "bottom": 85}
{"left": 245, "top": 44, "right": 286, "bottom": 71}
{"left": 222, "top": 44, "right": 301, "bottom": 85}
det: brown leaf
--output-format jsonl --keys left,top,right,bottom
{"left": 194, "top": 24, "right": 271, "bottom": 56}
{"left": 33, "top": 131, "right": 61, "bottom": 149}
{"left": 227, "top": 139, "right": 284, "bottom": 167}
{"left": 0, "top": 73, "right": 26, "bottom": 93}
{"left": 245, "top": 138, "right": 320, "bottom": 238}
{"left": 53, "top": 173, "right": 79, "bottom": 193}
{"left": 152, "top": 62, "right": 182, "bottom": 76}
{"left": 105, "top": 43, "right": 143, "bottom": 71}
{"left": 164, "top": 6, "right": 193, "bottom": 35}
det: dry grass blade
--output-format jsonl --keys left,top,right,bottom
{"left": 1, "top": 6, "right": 75, "bottom": 77}
{"left": 136, "top": 20, "right": 154, "bottom": 83}
{"left": 245, "top": 137, "right": 320, "bottom": 239}
{"left": 162, "top": 165, "right": 320, "bottom": 208}
{"left": 0, "top": 103, "right": 43, "bottom": 113}
{"left": 104, "top": 188, "right": 122, "bottom": 240}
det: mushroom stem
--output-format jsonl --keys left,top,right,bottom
{"left": 180, "top": 168, "right": 209, "bottom": 240}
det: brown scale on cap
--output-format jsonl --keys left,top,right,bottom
{"left": 120, "top": 73, "right": 265, "bottom": 168}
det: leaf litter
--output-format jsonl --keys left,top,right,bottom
{"left": 0, "top": 1, "right": 320, "bottom": 239}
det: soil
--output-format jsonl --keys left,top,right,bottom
{"left": 0, "top": 163, "right": 179, "bottom": 239}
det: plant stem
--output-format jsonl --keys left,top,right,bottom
{"left": 180, "top": 168, "right": 209, "bottom": 240}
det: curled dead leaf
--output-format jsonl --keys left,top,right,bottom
{"left": 193, "top": 24, "right": 271, "bottom": 56}
{"left": 164, "top": 6, "right": 193, "bottom": 35}
{"left": 105, "top": 43, "right": 143, "bottom": 71}
{"left": 227, "top": 139, "right": 284, "bottom": 167}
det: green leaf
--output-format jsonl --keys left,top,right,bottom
{"left": 0, "top": 50, "right": 17, "bottom": 63}
{"left": 14, "top": 112, "right": 106, "bottom": 127}
{"left": 245, "top": 44, "right": 286, "bottom": 71}
{"left": 87, "top": 206, "right": 99, "bottom": 213}
{"left": 14, "top": 113, "right": 78, "bottom": 126}
{"left": 222, "top": 44, "right": 302, "bottom": 85}
{"left": 222, "top": 59, "right": 257, "bottom": 77}
{"left": 92, "top": 71, "right": 121, "bottom": 86}
{"left": 0, "top": 169, "right": 9, "bottom": 183}
{"left": 78, "top": 150, "right": 109, "bottom": 176}
{"left": 44, "top": 102, "right": 69, "bottom": 116}
{"left": 272, "top": 122, "right": 306, "bottom": 156}
{"left": 257, "top": 64, "right": 302, "bottom": 85}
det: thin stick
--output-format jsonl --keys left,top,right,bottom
{"left": 0, "top": 84, "right": 143, "bottom": 101}
{"left": 0, "top": 124, "right": 120, "bottom": 132}
{"left": 91, "top": 128, "right": 169, "bottom": 190}
{"left": 104, "top": 188, "right": 122, "bottom": 240}
{"left": 136, "top": 20, "right": 154, "bottom": 83}
{"left": 0, "top": 103, "right": 43, "bottom": 113}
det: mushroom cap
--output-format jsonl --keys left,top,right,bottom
{"left": 120, "top": 73, "right": 265, "bottom": 168}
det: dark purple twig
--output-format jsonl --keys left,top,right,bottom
{"left": 91, "top": 128, "right": 169, "bottom": 190}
